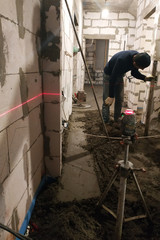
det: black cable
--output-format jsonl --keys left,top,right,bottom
{"left": 0, "top": 223, "right": 32, "bottom": 240}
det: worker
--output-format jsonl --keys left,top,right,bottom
{"left": 102, "top": 50, "right": 152, "bottom": 125}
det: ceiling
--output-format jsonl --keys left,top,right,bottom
{"left": 82, "top": 0, "right": 138, "bottom": 17}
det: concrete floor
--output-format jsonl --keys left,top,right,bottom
{"left": 57, "top": 84, "right": 103, "bottom": 202}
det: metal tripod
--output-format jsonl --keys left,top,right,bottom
{"left": 97, "top": 136, "right": 152, "bottom": 240}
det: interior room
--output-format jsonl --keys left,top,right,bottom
{"left": 0, "top": 0, "right": 160, "bottom": 239}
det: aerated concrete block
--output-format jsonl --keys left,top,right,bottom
{"left": 44, "top": 103, "right": 61, "bottom": 131}
{"left": 2, "top": 19, "right": 23, "bottom": 74}
{"left": 112, "top": 20, "right": 129, "bottom": 27}
{"left": 26, "top": 73, "right": 42, "bottom": 112}
{"left": 92, "top": 20, "right": 109, "bottom": 27}
{"left": 42, "top": 59, "right": 60, "bottom": 72}
{"left": 84, "top": 19, "right": 91, "bottom": 26}
{"left": 83, "top": 27, "right": 99, "bottom": 35}
{"left": 23, "top": 0, "right": 41, "bottom": 34}
{"left": 119, "top": 13, "right": 135, "bottom": 19}
{"left": 2, "top": 159, "right": 28, "bottom": 224}
{"left": 45, "top": 131, "right": 61, "bottom": 157}
{"left": 84, "top": 12, "right": 101, "bottom": 19}
{"left": 27, "top": 134, "right": 44, "bottom": 180}
{"left": 0, "top": 0, "right": 17, "bottom": 23}
{"left": 0, "top": 130, "right": 9, "bottom": 183}
{"left": 102, "top": 12, "right": 118, "bottom": 19}
{"left": 100, "top": 28, "right": 116, "bottom": 35}
{"left": 2, "top": 19, "right": 39, "bottom": 74}
{"left": 0, "top": 75, "right": 23, "bottom": 131}
{"left": 28, "top": 163, "right": 43, "bottom": 199}
{"left": 7, "top": 116, "right": 30, "bottom": 171}
{"left": 43, "top": 73, "right": 60, "bottom": 98}
{"left": 8, "top": 107, "right": 42, "bottom": 171}
{"left": 16, "top": 189, "right": 30, "bottom": 230}
{"left": 45, "top": 156, "right": 62, "bottom": 177}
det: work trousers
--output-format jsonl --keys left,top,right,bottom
{"left": 102, "top": 73, "right": 124, "bottom": 123}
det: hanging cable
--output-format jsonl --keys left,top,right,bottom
{"left": 0, "top": 223, "right": 32, "bottom": 240}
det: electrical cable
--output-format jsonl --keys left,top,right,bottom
{"left": 0, "top": 223, "right": 32, "bottom": 240}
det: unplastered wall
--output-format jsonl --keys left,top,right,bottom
{"left": 142, "top": 0, "right": 160, "bottom": 129}
{"left": 61, "top": 0, "right": 74, "bottom": 122}
{"left": 61, "top": 0, "right": 84, "bottom": 121}
{"left": 74, "top": 0, "right": 84, "bottom": 92}
{"left": 126, "top": 0, "right": 154, "bottom": 111}
{"left": 128, "top": 0, "right": 160, "bottom": 130}
{"left": 41, "top": 1, "right": 62, "bottom": 178}
{"left": 83, "top": 11, "right": 136, "bottom": 85}
{"left": 0, "top": 0, "right": 44, "bottom": 239}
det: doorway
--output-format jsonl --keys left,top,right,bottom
{"left": 85, "top": 39, "right": 109, "bottom": 85}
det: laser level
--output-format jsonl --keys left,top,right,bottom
{"left": 121, "top": 109, "right": 136, "bottom": 136}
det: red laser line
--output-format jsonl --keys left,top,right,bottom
{"left": 0, "top": 92, "right": 60, "bottom": 118}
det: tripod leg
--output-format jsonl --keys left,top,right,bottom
{"left": 114, "top": 176, "right": 127, "bottom": 240}
{"left": 131, "top": 171, "right": 152, "bottom": 222}
{"left": 97, "top": 168, "right": 119, "bottom": 206}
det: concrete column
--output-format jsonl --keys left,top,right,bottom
{"left": 41, "top": 0, "right": 62, "bottom": 177}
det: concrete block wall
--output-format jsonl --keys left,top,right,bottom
{"left": 74, "top": 0, "right": 85, "bottom": 92}
{"left": 41, "top": 0, "right": 62, "bottom": 179}
{"left": 61, "top": 0, "right": 74, "bottom": 121}
{"left": 83, "top": 11, "right": 136, "bottom": 85}
{"left": 0, "top": 0, "right": 84, "bottom": 238}
{"left": 143, "top": 1, "right": 160, "bottom": 130}
{"left": 43, "top": 0, "right": 84, "bottom": 177}
{"left": 85, "top": 39, "right": 96, "bottom": 84}
{"left": 131, "top": 0, "right": 160, "bottom": 129}
{"left": 0, "top": 0, "right": 44, "bottom": 239}
{"left": 126, "top": 0, "right": 155, "bottom": 111}
{"left": 61, "top": 0, "right": 84, "bottom": 120}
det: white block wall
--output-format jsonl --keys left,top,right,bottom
{"left": 131, "top": 0, "right": 160, "bottom": 130}
{"left": 61, "top": 0, "right": 84, "bottom": 121}
{"left": 42, "top": 1, "right": 62, "bottom": 180}
{"left": 83, "top": 11, "right": 136, "bottom": 54}
{"left": 0, "top": 1, "right": 44, "bottom": 239}
{"left": 83, "top": 11, "right": 136, "bottom": 85}
{"left": 43, "top": 0, "right": 84, "bottom": 178}
{"left": 123, "top": 0, "right": 156, "bottom": 112}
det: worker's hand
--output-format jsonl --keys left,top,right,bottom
{"left": 145, "top": 75, "right": 154, "bottom": 81}
{"left": 105, "top": 97, "right": 114, "bottom": 106}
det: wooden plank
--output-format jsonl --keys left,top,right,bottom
{"left": 144, "top": 60, "right": 157, "bottom": 136}
{"left": 142, "top": 0, "right": 158, "bottom": 19}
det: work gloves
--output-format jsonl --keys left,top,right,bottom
{"left": 144, "top": 75, "right": 155, "bottom": 82}
{"left": 105, "top": 97, "right": 114, "bottom": 106}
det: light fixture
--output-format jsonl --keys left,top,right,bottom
{"left": 102, "top": 9, "right": 109, "bottom": 18}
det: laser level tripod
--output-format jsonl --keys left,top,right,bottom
{"left": 97, "top": 110, "right": 152, "bottom": 240}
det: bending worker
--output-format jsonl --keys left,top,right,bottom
{"left": 102, "top": 50, "right": 152, "bottom": 124}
